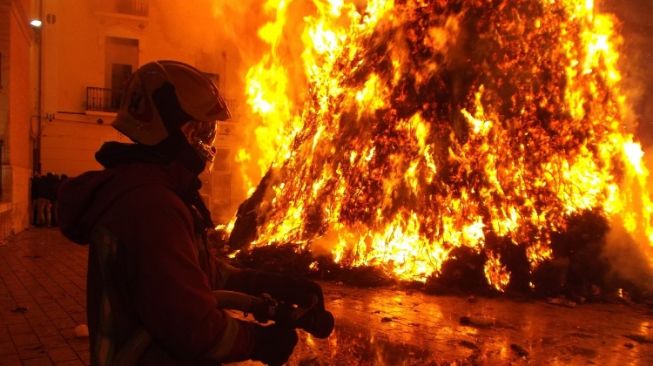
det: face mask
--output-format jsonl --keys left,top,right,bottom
{"left": 180, "top": 120, "right": 219, "bottom": 171}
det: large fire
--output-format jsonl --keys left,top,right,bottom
{"left": 229, "top": 0, "right": 653, "bottom": 291}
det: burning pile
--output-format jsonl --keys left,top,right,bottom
{"left": 227, "top": 0, "right": 653, "bottom": 295}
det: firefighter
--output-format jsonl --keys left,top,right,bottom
{"left": 58, "top": 60, "right": 319, "bottom": 365}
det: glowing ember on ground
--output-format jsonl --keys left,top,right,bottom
{"left": 232, "top": 0, "right": 653, "bottom": 291}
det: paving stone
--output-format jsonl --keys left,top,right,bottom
{"left": 0, "top": 329, "right": 11, "bottom": 342}
{"left": 0, "top": 341, "right": 17, "bottom": 356}
{"left": 75, "top": 349, "right": 90, "bottom": 365}
{"left": 54, "top": 361, "right": 84, "bottom": 366}
{"left": 33, "top": 325, "right": 60, "bottom": 338}
{"left": 7, "top": 322, "right": 33, "bottom": 336}
{"left": 11, "top": 333, "right": 40, "bottom": 347}
{"left": 47, "top": 346, "right": 79, "bottom": 362}
{"left": 22, "top": 357, "right": 54, "bottom": 366}
{"left": 16, "top": 343, "right": 47, "bottom": 360}
{"left": 0, "top": 354, "right": 22, "bottom": 366}
{"left": 0, "top": 229, "right": 87, "bottom": 365}
{"left": 38, "top": 335, "right": 67, "bottom": 349}
{"left": 68, "top": 338, "right": 88, "bottom": 353}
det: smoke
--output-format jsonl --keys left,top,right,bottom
{"left": 598, "top": 0, "right": 653, "bottom": 296}
{"left": 603, "top": 222, "right": 653, "bottom": 295}
{"left": 602, "top": 0, "right": 653, "bottom": 145}
{"left": 602, "top": 144, "right": 653, "bottom": 295}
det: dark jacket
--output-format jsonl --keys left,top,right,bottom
{"left": 33, "top": 175, "right": 48, "bottom": 199}
{"left": 58, "top": 143, "right": 254, "bottom": 365}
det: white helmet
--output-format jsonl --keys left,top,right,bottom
{"left": 113, "top": 60, "right": 230, "bottom": 163}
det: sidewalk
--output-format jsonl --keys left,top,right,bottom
{"left": 0, "top": 228, "right": 88, "bottom": 366}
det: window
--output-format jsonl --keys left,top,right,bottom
{"left": 97, "top": 0, "right": 149, "bottom": 17}
{"left": 116, "top": 0, "right": 148, "bottom": 16}
{"left": 105, "top": 37, "right": 139, "bottom": 109}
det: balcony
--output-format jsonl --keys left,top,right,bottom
{"left": 94, "top": 0, "right": 149, "bottom": 27}
{"left": 86, "top": 87, "right": 123, "bottom": 114}
{"left": 96, "top": 0, "right": 148, "bottom": 16}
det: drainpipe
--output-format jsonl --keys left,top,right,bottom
{"left": 35, "top": 0, "right": 44, "bottom": 174}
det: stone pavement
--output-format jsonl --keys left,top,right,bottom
{"left": 0, "top": 228, "right": 88, "bottom": 366}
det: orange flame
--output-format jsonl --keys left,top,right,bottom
{"left": 234, "top": 0, "right": 653, "bottom": 290}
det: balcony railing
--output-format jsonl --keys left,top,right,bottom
{"left": 95, "top": 0, "right": 149, "bottom": 17}
{"left": 86, "top": 87, "right": 123, "bottom": 113}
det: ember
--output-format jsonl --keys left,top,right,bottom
{"left": 226, "top": 0, "right": 653, "bottom": 295}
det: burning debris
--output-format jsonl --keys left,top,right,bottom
{"left": 226, "top": 0, "right": 653, "bottom": 297}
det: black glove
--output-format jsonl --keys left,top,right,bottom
{"left": 228, "top": 269, "right": 325, "bottom": 310}
{"left": 251, "top": 324, "right": 298, "bottom": 366}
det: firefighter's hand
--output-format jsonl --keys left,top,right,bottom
{"left": 240, "top": 270, "right": 325, "bottom": 310}
{"left": 271, "top": 275, "right": 324, "bottom": 309}
{"left": 251, "top": 324, "right": 298, "bottom": 366}
{"left": 289, "top": 277, "right": 325, "bottom": 310}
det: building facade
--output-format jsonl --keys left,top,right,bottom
{"left": 38, "top": 0, "right": 239, "bottom": 223}
{"left": 0, "top": 0, "right": 242, "bottom": 241}
{"left": 0, "top": 0, "right": 34, "bottom": 241}
{"left": 40, "top": 0, "right": 236, "bottom": 171}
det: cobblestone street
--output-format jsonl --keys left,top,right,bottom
{"left": 1, "top": 229, "right": 652, "bottom": 365}
{"left": 0, "top": 229, "right": 88, "bottom": 366}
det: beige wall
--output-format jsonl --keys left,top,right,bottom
{"left": 8, "top": 0, "right": 32, "bottom": 232}
{"left": 0, "top": 2, "right": 9, "bottom": 153}
{"left": 0, "top": 0, "right": 33, "bottom": 239}
{"left": 41, "top": 113, "right": 128, "bottom": 176}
